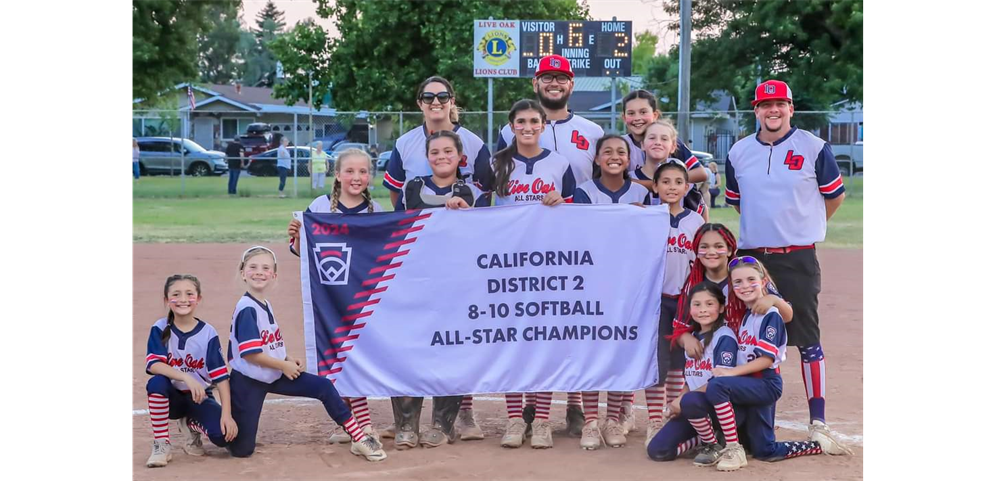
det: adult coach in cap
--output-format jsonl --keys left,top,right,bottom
{"left": 496, "top": 54, "right": 604, "bottom": 186}
{"left": 724, "top": 79, "right": 848, "bottom": 449}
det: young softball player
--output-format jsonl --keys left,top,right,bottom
{"left": 225, "top": 246, "right": 386, "bottom": 461}
{"left": 646, "top": 282, "right": 738, "bottom": 465}
{"left": 286, "top": 149, "right": 384, "bottom": 445}
{"left": 145, "top": 274, "right": 236, "bottom": 468}
{"left": 644, "top": 159, "right": 705, "bottom": 447}
{"left": 703, "top": 256, "right": 849, "bottom": 472}
{"left": 571, "top": 134, "right": 648, "bottom": 450}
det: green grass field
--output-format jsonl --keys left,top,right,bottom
{"left": 133, "top": 173, "right": 862, "bottom": 247}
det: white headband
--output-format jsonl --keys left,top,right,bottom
{"left": 241, "top": 245, "right": 276, "bottom": 264}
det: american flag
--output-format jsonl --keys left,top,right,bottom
{"left": 187, "top": 85, "right": 196, "bottom": 110}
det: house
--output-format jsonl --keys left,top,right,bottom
{"left": 133, "top": 83, "right": 371, "bottom": 151}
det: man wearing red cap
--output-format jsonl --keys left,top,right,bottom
{"left": 722, "top": 80, "right": 849, "bottom": 466}
{"left": 497, "top": 54, "right": 604, "bottom": 186}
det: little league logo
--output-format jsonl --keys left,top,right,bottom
{"left": 721, "top": 351, "right": 733, "bottom": 365}
{"left": 477, "top": 30, "right": 515, "bottom": 66}
{"left": 313, "top": 243, "right": 352, "bottom": 286}
{"left": 766, "top": 326, "right": 777, "bottom": 341}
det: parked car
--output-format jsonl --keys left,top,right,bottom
{"left": 247, "top": 147, "right": 313, "bottom": 177}
{"left": 239, "top": 123, "right": 275, "bottom": 157}
{"left": 376, "top": 151, "right": 391, "bottom": 171}
{"left": 329, "top": 142, "right": 373, "bottom": 165}
{"left": 308, "top": 133, "right": 349, "bottom": 153}
{"left": 832, "top": 141, "right": 863, "bottom": 176}
{"left": 690, "top": 149, "right": 715, "bottom": 166}
{"left": 136, "top": 137, "right": 228, "bottom": 176}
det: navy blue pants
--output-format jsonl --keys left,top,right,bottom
{"left": 706, "top": 374, "right": 801, "bottom": 461}
{"left": 277, "top": 166, "right": 289, "bottom": 192}
{"left": 146, "top": 375, "right": 229, "bottom": 448}
{"left": 647, "top": 391, "right": 717, "bottom": 461}
{"left": 228, "top": 168, "right": 241, "bottom": 194}
{"left": 658, "top": 296, "right": 685, "bottom": 379}
{"left": 227, "top": 369, "right": 353, "bottom": 458}
{"left": 133, "top": 161, "right": 140, "bottom": 180}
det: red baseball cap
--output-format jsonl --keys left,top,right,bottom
{"left": 535, "top": 55, "right": 574, "bottom": 78}
{"left": 752, "top": 80, "right": 793, "bottom": 106}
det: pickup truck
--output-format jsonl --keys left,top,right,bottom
{"left": 831, "top": 141, "right": 863, "bottom": 176}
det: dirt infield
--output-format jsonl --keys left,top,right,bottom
{"left": 132, "top": 244, "right": 862, "bottom": 480}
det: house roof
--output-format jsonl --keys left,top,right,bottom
{"left": 136, "top": 83, "right": 329, "bottom": 114}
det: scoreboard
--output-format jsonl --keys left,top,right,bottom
{"left": 473, "top": 20, "right": 632, "bottom": 78}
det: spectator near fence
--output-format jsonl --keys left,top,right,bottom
{"left": 133, "top": 138, "right": 141, "bottom": 180}
{"left": 225, "top": 139, "right": 246, "bottom": 195}
{"left": 311, "top": 141, "right": 330, "bottom": 190}
{"left": 277, "top": 137, "right": 291, "bottom": 198}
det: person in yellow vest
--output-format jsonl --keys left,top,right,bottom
{"left": 311, "top": 141, "right": 331, "bottom": 190}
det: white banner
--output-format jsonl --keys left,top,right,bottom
{"left": 299, "top": 203, "right": 668, "bottom": 397}
{"left": 473, "top": 19, "right": 520, "bottom": 77}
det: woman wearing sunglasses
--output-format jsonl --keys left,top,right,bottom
{"left": 381, "top": 76, "right": 491, "bottom": 212}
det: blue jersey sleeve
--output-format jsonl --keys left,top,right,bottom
{"left": 472, "top": 193, "right": 490, "bottom": 208}
{"left": 713, "top": 335, "right": 739, "bottom": 368}
{"left": 815, "top": 143, "right": 845, "bottom": 199}
{"left": 145, "top": 325, "right": 169, "bottom": 373}
{"left": 496, "top": 126, "right": 511, "bottom": 152}
{"left": 475, "top": 160, "right": 496, "bottom": 193}
{"left": 234, "top": 308, "right": 264, "bottom": 357}
{"left": 675, "top": 139, "right": 702, "bottom": 171}
{"left": 724, "top": 157, "right": 740, "bottom": 206}
{"left": 573, "top": 187, "right": 592, "bottom": 204}
{"left": 206, "top": 335, "right": 230, "bottom": 383}
{"left": 382, "top": 147, "right": 405, "bottom": 192}
{"left": 561, "top": 166, "right": 577, "bottom": 202}
{"left": 755, "top": 311, "right": 787, "bottom": 361}
{"left": 470, "top": 144, "right": 491, "bottom": 186}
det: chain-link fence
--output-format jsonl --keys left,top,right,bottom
{"left": 133, "top": 108, "right": 862, "bottom": 196}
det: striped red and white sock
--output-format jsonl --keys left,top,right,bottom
{"left": 567, "top": 391, "right": 582, "bottom": 407}
{"left": 645, "top": 386, "right": 667, "bottom": 422}
{"left": 148, "top": 393, "right": 170, "bottom": 442}
{"left": 688, "top": 417, "right": 717, "bottom": 444}
{"left": 186, "top": 418, "right": 207, "bottom": 435}
{"left": 342, "top": 416, "right": 365, "bottom": 442}
{"left": 676, "top": 436, "right": 701, "bottom": 456}
{"left": 348, "top": 396, "right": 372, "bottom": 429}
{"left": 506, "top": 393, "right": 523, "bottom": 418}
{"left": 665, "top": 370, "right": 685, "bottom": 404}
{"left": 461, "top": 395, "right": 473, "bottom": 411}
{"left": 626, "top": 392, "right": 636, "bottom": 405}
{"left": 582, "top": 391, "right": 599, "bottom": 422}
{"left": 802, "top": 358, "right": 827, "bottom": 423}
{"left": 525, "top": 392, "right": 537, "bottom": 407}
{"left": 606, "top": 391, "right": 624, "bottom": 422}
{"left": 714, "top": 402, "right": 738, "bottom": 444}
{"left": 535, "top": 392, "right": 553, "bottom": 420}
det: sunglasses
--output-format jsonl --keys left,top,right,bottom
{"left": 728, "top": 255, "right": 760, "bottom": 269}
{"left": 418, "top": 91, "right": 453, "bottom": 104}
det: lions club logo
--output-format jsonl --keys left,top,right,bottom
{"left": 313, "top": 243, "right": 352, "bottom": 286}
{"left": 765, "top": 326, "right": 777, "bottom": 341}
{"left": 721, "top": 352, "right": 733, "bottom": 365}
{"left": 477, "top": 30, "right": 515, "bottom": 66}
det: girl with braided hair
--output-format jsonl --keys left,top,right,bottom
{"left": 286, "top": 149, "right": 383, "bottom": 444}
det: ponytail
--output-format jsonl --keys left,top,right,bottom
{"left": 449, "top": 102, "right": 460, "bottom": 124}
{"left": 330, "top": 178, "right": 342, "bottom": 212}
{"left": 492, "top": 138, "right": 518, "bottom": 198}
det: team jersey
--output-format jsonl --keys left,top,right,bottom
{"left": 737, "top": 306, "right": 788, "bottom": 371}
{"left": 624, "top": 134, "right": 702, "bottom": 173}
{"left": 227, "top": 293, "right": 287, "bottom": 384}
{"left": 684, "top": 325, "right": 739, "bottom": 391}
{"left": 382, "top": 124, "right": 490, "bottom": 208}
{"left": 572, "top": 179, "right": 649, "bottom": 205}
{"left": 725, "top": 127, "right": 845, "bottom": 249}
{"left": 400, "top": 176, "right": 489, "bottom": 209}
{"left": 661, "top": 208, "right": 705, "bottom": 296}
{"left": 477, "top": 149, "right": 577, "bottom": 206}
{"left": 305, "top": 195, "right": 384, "bottom": 214}
{"left": 145, "top": 318, "right": 229, "bottom": 391}
{"left": 497, "top": 112, "right": 604, "bottom": 185}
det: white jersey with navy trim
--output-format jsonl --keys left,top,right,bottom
{"left": 400, "top": 176, "right": 489, "bottom": 209}
{"left": 725, "top": 127, "right": 845, "bottom": 249}
{"left": 228, "top": 293, "right": 287, "bottom": 384}
{"left": 477, "top": 149, "right": 577, "bottom": 206}
{"left": 382, "top": 124, "right": 490, "bottom": 197}
{"left": 305, "top": 195, "right": 384, "bottom": 214}
{"left": 661, "top": 208, "right": 705, "bottom": 296}
{"left": 737, "top": 306, "right": 788, "bottom": 371}
{"left": 624, "top": 133, "right": 702, "bottom": 173}
{"left": 684, "top": 325, "right": 738, "bottom": 391}
{"left": 573, "top": 179, "right": 649, "bottom": 205}
{"left": 146, "top": 317, "right": 229, "bottom": 391}
{"left": 498, "top": 112, "right": 604, "bottom": 185}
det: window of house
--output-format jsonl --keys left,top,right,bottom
{"left": 222, "top": 118, "right": 253, "bottom": 139}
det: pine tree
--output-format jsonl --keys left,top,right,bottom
{"left": 244, "top": 0, "right": 286, "bottom": 87}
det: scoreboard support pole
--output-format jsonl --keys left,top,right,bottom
{"left": 610, "top": 76, "right": 618, "bottom": 133}
{"left": 487, "top": 77, "right": 494, "bottom": 152}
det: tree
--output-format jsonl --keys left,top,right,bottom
{"left": 133, "top": 0, "right": 213, "bottom": 104}
{"left": 269, "top": 20, "right": 334, "bottom": 109}
{"left": 647, "top": 0, "right": 862, "bottom": 126}
{"left": 631, "top": 31, "right": 659, "bottom": 77}
{"left": 279, "top": 0, "right": 590, "bottom": 113}
{"left": 244, "top": 0, "right": 286, "bottom": 87}
{"left": 197, "top": 1, "right": 244, "bottom": 84}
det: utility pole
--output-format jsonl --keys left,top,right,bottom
{"left": 677, "top": 0, "right": 692, "bottom": 141}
